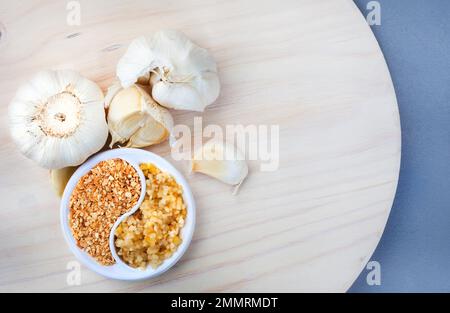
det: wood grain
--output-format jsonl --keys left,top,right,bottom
{"left": 0, "top": 0, "right": 400, "bottom": 292}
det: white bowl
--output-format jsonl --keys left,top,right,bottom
{"left": 60, "top": 148, "right": 196, "bottom": 280}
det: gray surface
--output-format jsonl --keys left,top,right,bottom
{"left": 349, "top": 0, "right": 450, "bottom": 292}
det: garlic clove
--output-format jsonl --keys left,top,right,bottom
{"left": 151, "top": 73, "right": 220, "bottom": 112}
{"left": 125, "top": 117, "right": 169, "bottom": 148}
{"left": 109, "top": 111, "right": 145, "bottom": 147}
{"left": 191, "top": 140, "right": 248, "bottom": 191}
{"left": 106, "top": 83, "right": 173, "bottom": 148}
{"left": 8, "top": 70, "right": 109, "bottom": 169}
{"left": 116, "top": 30, "right": 220, "bottom": 112}
{"left": 151, "top": 81, "right": 203, "bottom": 111}
{"left": 104, "top": 81, "right": 123, "bottom": 109}
{"left": 150, "top": 30, "right": 220, "bottom": 111}
{"left": 50, "top": 166, "right": 77, "bottom": 197}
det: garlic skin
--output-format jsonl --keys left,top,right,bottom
{"left": 8, "top": 70, "right": 109, "bottom": 169}
{"left": 105, "top": 82, "right": 173, "bottom": 148}
{"left": 191, "top": 140, "right": 248, "bottom": 188}
{"left": 117, "top": 30, "right": 220, "bottom": 112}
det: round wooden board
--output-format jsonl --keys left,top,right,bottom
{"left": 0, "top": 0, "right": 400, "bottom": 292}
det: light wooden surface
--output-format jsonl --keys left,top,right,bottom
{"left": 0, "top": 0, "right": 400, "bottom": 292}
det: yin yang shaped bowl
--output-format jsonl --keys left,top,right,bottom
{"left": 60, "top": 148, "right": 196, "bottom": 280}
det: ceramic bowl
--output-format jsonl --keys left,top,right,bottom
{"left": 60, "top": 148, "right": 196, "bottom": 280}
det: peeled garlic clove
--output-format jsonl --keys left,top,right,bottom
{"left": 106, "top": 83, "right": 173, "bottom": 148}
{"left": 191, "top": 140, "right": 248, "bottom": 189}
{"left": 50, "top": 166, "right": 77, "bottom": 197}
{"left": 8, "top": 70, "right": 109, "bottom": 169}
{"left": 117, "top": 30, "right": 220, "bottom": 112}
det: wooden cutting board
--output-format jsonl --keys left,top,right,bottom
{"left": 0, "top": 0, "right": 400, "bottom": 292}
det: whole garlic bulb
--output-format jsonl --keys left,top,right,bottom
{"left": 191, "top": 139, "right": 248, "bottom": 193}
{"left": 8, "top": 70, "right": 109, "bottom": 169}
{"left": 117, "top": 30, "right": 220, "bottom": 112}
{"left": 105, "top": 82, "right": 173, "bottom": 148}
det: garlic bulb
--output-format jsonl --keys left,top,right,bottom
{"left": 50, "top": 166, "right": 77, "bottom": 197}
{"left": 117, "top": 30, "right": 220, "bottom": 111}
{"left": 8, "top": 70, "right": 109, "bottom": 169}
{"left": 191, "top": 140, "right": 248, "bottom": 192}
{"left": 105, "top": 82, "right": 173, "bottom": 148}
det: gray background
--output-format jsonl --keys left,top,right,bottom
{"left": 350, "top": 0, "right": 450, "bottom": 292}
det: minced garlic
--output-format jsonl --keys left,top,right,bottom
{"left": 114, "top": 163, "right": 187, "bottom": 269}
